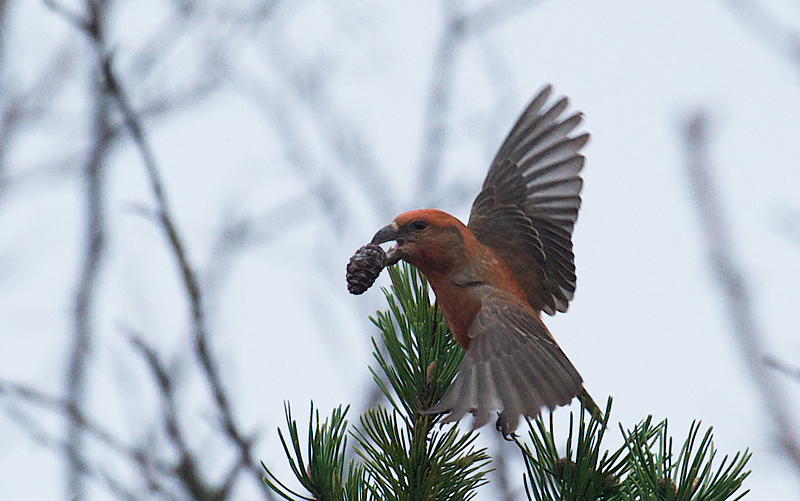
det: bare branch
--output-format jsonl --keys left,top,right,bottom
{"left": 101, "top": 55, "right": 275, "bottom": 500}
{"left": 42, "top": 0, "right": 89, "bottom": 33}
{"left": 490, "top": 435, "right": 519, "bottom": 501}
{"left": 416, "top": 0, "right": 546, "bottom": 207}
{"left": 264, "top": 39, "right": 394, "bottom": 220}
{"left": 67, "top": 48, "right": 112, "bottom": 501}
{"left": 416, "top": 2, "right": 464, "bottom": 207}
{"left": 719, "top": 0, "right": 800, "bottom": 72}
{"left": 0, "top": 378, "right": 181, "bottom": 496}
{"left": 129, "top": 334, "right": 217, "bottom": 500}
{"left": 462, "top": 0, "right": 544, "bottom": 37}
{"left": 235, "top": 71, "right": 353, "bottom": 234}
{"left": 682, "top": 109, "right": 800, "bottom": 476}
{"left": 766, "top": 355, "right": 800, "bottom": 384}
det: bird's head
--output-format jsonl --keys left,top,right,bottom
{"left": 371, "top": 209, "right": 472, "bottom": 273}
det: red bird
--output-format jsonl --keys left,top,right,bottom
{"left": 371, "top": 85, "right": 596, "bottom": 434}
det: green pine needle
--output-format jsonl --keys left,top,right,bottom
{"left": 621, "top": 419, "right": 751, "bottom": 501}
{"left": 517, "top": 397, "right": 751, "bottom": 501}
{"left": 263, "top": 262, "right": 751, "bottom": 501}
{"left": 369, "top": 263, "right": 463, "bottom": 419}
{"left": 262, "top": 402, "right": 364, "bottom": 501}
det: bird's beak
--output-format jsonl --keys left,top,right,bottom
{"left": 371, "top": 222, "right": 403, "bottom": 265}
{"left": 371, "top": 223, "right": 399, "bottom": 245}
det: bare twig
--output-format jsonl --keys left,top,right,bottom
{"left": 491, "top": 435, "right": 519, "bottom": 501}
{"left": 720, "top": 0, "right": 800, "bottom": 72}
{"left": 42, "top": 0, "right": 89, "bottom": 33}
{"left": 416, "top": 1, "right": 465, "bottom": 207}
{"left": 683, "top": 110, "right": 800, "bottom": 477}
{"left": 101, "top": 56, "right": 275, "bottom": 500}
{"left": 2, "top": 398, "right": 170, "bottom": 500}
{"left": 40, "top": 4, "right": 113, "bottom": 499}
{"left": 129, "top": 334, "right": 216, "bottom": 500}
{"left": 0, "top": 378, "right": 178, "bottom": 485}
{"left": 416, "top": 0, "right": 545, "bottom": 207}
{"left": 264, "top": 38, "right": 394, "bottom": 221}
{"left": 766, "top": 355, "right": 800, "bottom": 384}
{"left": 462, "top": 0, "right": 544, "bottom": 37}
{"left": 235, "top": 70, "right": 353, "bottom": 234}
{"left": 67, "top": 35, "right": 111, "bottom": 501}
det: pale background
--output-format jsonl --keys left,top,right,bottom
{"left": 1, "top": 0, "right": 799, "bottom": 499}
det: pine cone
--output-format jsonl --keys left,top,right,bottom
{"left": 347, "top": 243, "right": 387, "bottom": 295}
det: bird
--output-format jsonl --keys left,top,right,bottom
{"left": 369, "top": 84, "right": 596, "bottom": 435}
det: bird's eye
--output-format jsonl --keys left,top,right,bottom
{"left": 410, "top": 220, "right": 429, "bottom": 232}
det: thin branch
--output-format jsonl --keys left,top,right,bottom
{"left": 766, "top": 355, "right": 800, "bottom": 384}
{"left": 0, "top": 378, "right": 177, "bottom": 485}
{"left": 2, "top": 400, "right": 166, "bottom": 501}
{"left": 416, "top": 0, "right": 465, "bottom": 207}
{"left": 100, "top": 56, "right": 275, "bottom": 500}
{"left": 235, "top": 70, "right": 353, "bottom": 234}
{"left": 416, "top": 0, "right": 546, "bottom": 207}
{"left": 491, "top": 435, "right": 519, "bottom": 501}
{"left": 129, "top": 333, "right": 219, "bottom": 501}
{"left": 42, "top": 0, "right": 89, "bottom": 33}
{"left": 682, "top": 110, "right": 800, "bottom": 477}
{"left": 720, "top": 0, "right": 800, "bottom": 72}
{"left": 202, "top": 194, "right": 315, "bottom": 315}
{"left": 462, "top": 0, "right": 544, "bottom": 37}
{"left": 67, "top": 43, "right": 111, "bottom": 501}
{"left": 264, "top": 39, "right": 394, "bottom": 220}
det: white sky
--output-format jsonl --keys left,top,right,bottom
{"left": 1, "top": 0, "right": 799, "bottom": 499}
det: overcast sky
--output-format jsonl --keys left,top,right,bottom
{"left": 1, "top": 0, "right": 799, "bottom": 499}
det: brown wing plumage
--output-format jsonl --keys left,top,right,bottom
{"left": 425, "top": 286, "right": 583, "bottom": 433}
{"left": 468, "top": 85, "right": 589, "bottom": 315}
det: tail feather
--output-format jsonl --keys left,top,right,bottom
{"left": 424, "top": 287, "right": 586, "bottom": 435}
{"left": 435, "top": 353, "right": 477, "bottom": 424}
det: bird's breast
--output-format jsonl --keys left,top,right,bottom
{"left": 425, "top": 270, "right": 482, "bottom": 349}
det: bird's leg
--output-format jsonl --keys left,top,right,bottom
{"left": 495, "top": 411, "right": 519, "bottom": 441}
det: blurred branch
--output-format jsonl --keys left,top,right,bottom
{"left": 42, "top": 0, "right": 89, "bottom": 33}
{"left": 202, "top": 194, "right": 315, "bottom": 312}
{"left": 236, "top": 71, "right": 353, "bottom": 234}
{"left": 720, "top": 0, "right": 800, "bottom": 72}
{"left": 101, "top": 56, "right": 275, "bottom": 500}
{"left": 416, "top": 0, "right": 544, "bottom": 206}
{"left": 682, "top": 110, "right": 800, "bottom": 477}
{"left": 130, "top": 333, "right": 244, "bottom": 500}
{"left": 462, "top": 0, "right": 544, "bottom": 37}
{"left": 490, "top": 435, "right": 518, "bottom": 501}
{"left": 129, "top": 334, "right": 210, "bottom": 500}
{"left": 64, "top": 2, "right": 112, "bottom": 498}
{"left": 766, "top": 355, "right": 800, "bottom": 384}
{"left": 266, "top": 46, "right": 394, "bottom": 221}
{"left": 3, "top": 402, "right": 174, "bottom": 500}
{"left": 0, "top": 40, "right": 80, "bottom": 196}
{"left": 416, "top": 1, "right": 464, "bottom": 207}
{"left": 0, "top": 378, "right": 181, "bottom": 498}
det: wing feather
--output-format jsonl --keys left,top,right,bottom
{"left": 424, "top": 287, "right": 583, "bottom": 432}
{"left": 469, "top": 85, "right": 587, "bottom": 315}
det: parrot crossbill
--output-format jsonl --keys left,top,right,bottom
{"left": 370, "top": 85, "right": 596, "bottom": 435}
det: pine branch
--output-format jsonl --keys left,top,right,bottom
{"left": 516, "top": 399, "right": 751, "bottom": 501}
{"left": 263, "top": 264, "right": 491, "bottom": 500}
{"left": 263, "top": 263, "right": 750, "bottom": 500}
{"left": 262, "top": 403, "right": 365, "bottom": 501}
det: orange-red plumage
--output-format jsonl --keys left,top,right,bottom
{"left": 369, "top": 85, "right": 595, "bottom": 434}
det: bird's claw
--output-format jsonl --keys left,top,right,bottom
{"left": 495, "top": 414, "right": 518, "bottom": 441}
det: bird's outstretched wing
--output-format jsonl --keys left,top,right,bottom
{"left": 468, "top": 85, "right": 588, "bottom": 315}
{"left": 425, "top": 286, "right": 583, "bottom": 434}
